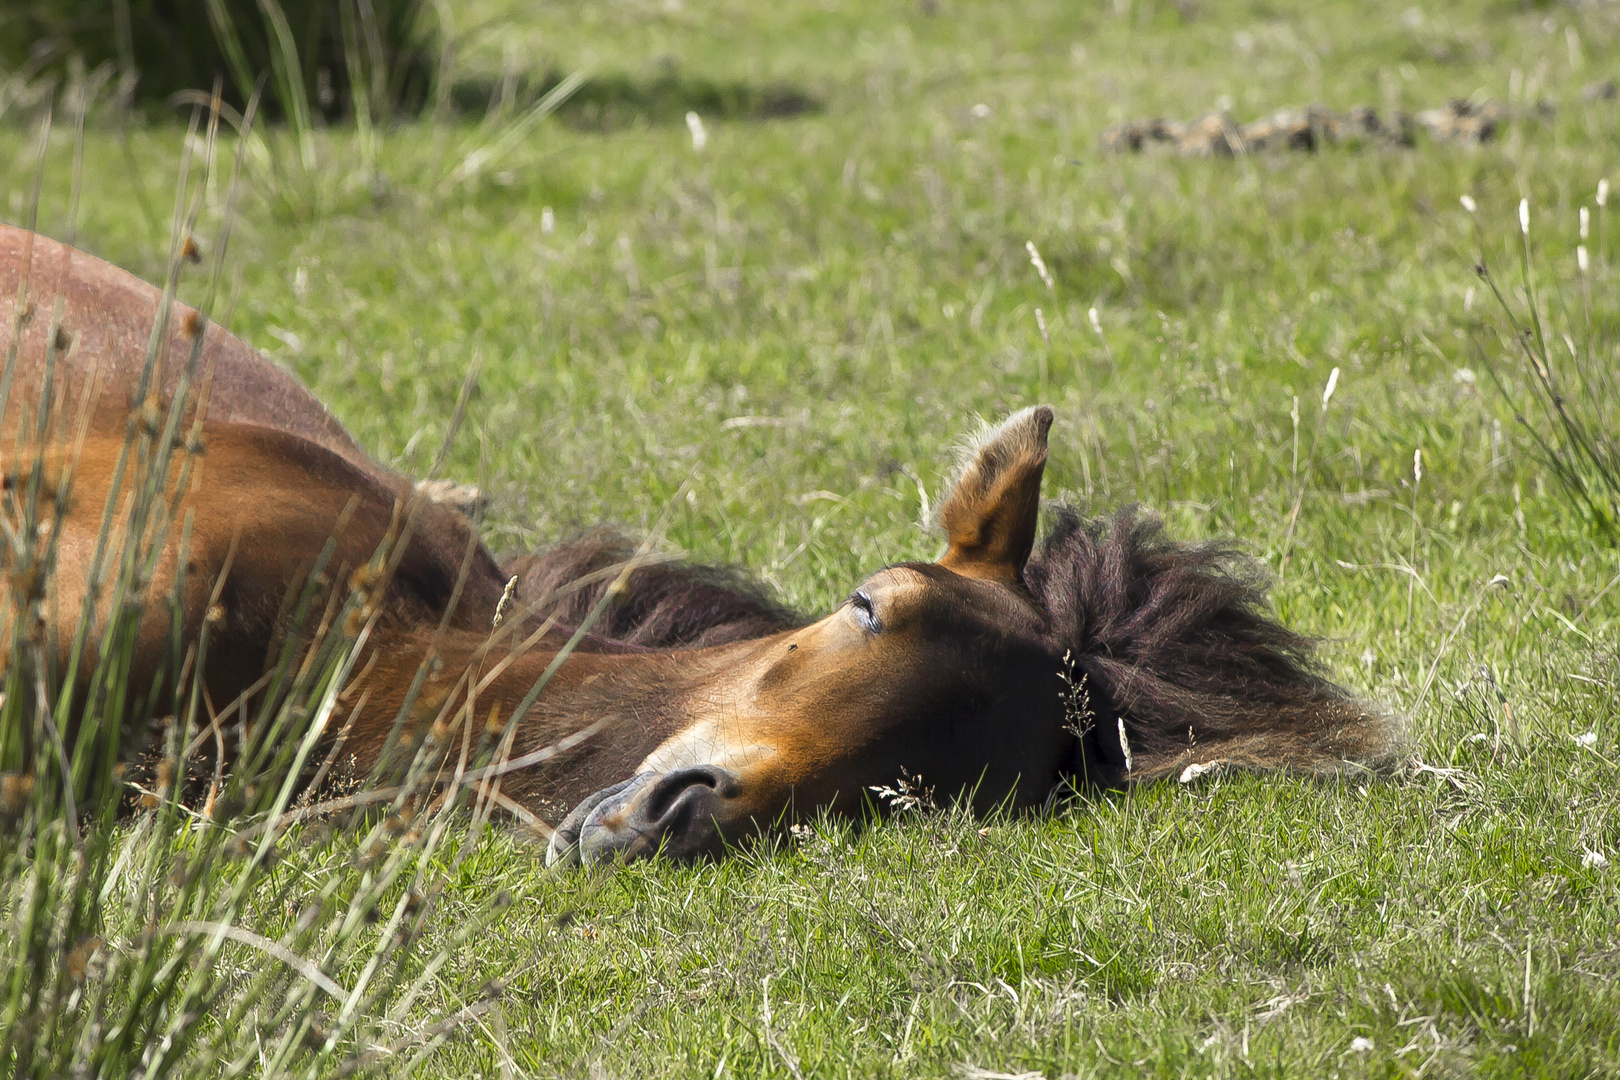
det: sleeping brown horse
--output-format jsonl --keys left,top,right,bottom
{"left": 1, "top": 226, "right": 1399, "bottom": 864}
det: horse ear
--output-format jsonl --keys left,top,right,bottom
{"left": 937, "top": 405, "right": 1053, "bottom": 582}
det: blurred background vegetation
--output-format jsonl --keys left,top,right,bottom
{"left": 0, "top": 0, "right": 436, "bottom": 117}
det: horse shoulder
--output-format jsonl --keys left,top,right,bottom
{"left": 183, "top": 423, "right": 510, "bottom": 631}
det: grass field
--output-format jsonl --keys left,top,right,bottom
{"left": 4, "top": 0, "right": 1620, "bottom": 1075}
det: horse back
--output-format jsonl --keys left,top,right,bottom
{"left": 0, "top": 223, "right": 377, "bottom": 479}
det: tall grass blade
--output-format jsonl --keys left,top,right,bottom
{"left": 443, "top": 68, "right": 589, "bottom": 192}
{"left": 254, "top": 0, "right": 317, "bottom": 171}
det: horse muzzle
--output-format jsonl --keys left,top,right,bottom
{"left": 545, "top": 765, "right": 742, "bottom": 866}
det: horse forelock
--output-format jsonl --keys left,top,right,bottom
{"left": 1024, "top": 504, "right": 1403, "bottom": 782}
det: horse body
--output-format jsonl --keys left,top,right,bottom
{"left": 1, "top": 223, "right": 373, "bottom": 478}
{"left": 2, "top": 228, "right": 1399, "bottom": 864}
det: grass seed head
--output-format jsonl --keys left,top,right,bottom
{"left": 64, "top": 937, "right": 103, "bottom": 982}
{"left": 348, "top": 561, "right": 384, "bottom": 595}
{"left": 210, "top": 790, "right": 245, "bottom": 822}
{"left": 1025, "top": 240, "right": 1054, "bottom": 291}
{"left": 492, "top": 574, "right": 519, "bottom": 628}
{"left": 0, "top": 771, "right": 35, "bottom": 815}
{"left": 296, "top": 903, "right": 323, "bottom": 933}
{"left": 301, "top": 1021, "right": 331, "bottom": 1052}
{"left": 426, "top": 716, "right": 453, "bottom": 747}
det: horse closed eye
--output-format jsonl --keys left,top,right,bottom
{"left": 850, "top": 591, "right": 882, "bottom": 633}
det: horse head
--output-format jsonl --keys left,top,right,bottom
{"left": 543, "top": 406, "right": 1398, "bottom": 865}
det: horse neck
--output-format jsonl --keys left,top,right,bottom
{"left": 350, "top": 624, "right": 772, "bottom": 822}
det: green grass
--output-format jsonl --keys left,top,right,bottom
{"left": 4, "top": 0, "right": 1620, "bottom": 1075}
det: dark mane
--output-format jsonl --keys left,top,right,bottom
{"left": 1024, "top": 505, "right": 1401, "bottom": 784}
{"left": 501, "top": 528, "right": 807, "bottom": 648}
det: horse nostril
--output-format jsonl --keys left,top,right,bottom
{"left": 567, "top": 765, "right": 742, "bottom": 865}
{"left": 639, "top": 765, "right": 730, "bottom": 826}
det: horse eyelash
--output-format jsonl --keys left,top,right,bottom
{"left": 850, "top": 591, "right": 882, "bottom": 634}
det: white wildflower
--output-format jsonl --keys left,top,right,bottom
{"left": 1576, "top": 731, "right": 1598, "bottom": 748}
{"left": 1580, "top": 206, "right": 1590, "bottom": 239}
{"left": 1350, "top": 1036, "right": 1374, "bottom": 1053}
{"left": 1582, "top": 848, "right": 1608, "bottom": 869}
{"left": 1519, "top": 197, "right": 1530, "bottom": 235}
{"left": 1578, "top": 245, "right": 1589, "bottom": 273}
{"left": 1598, "top": 178, "right": 1609, "bottom": 207}
{"left": 1088, "top": 306, "right": 1103, "bottom": 335}
{"left": 1413, "top": 447, "right": 1423, "bottom": 484}
{"left": 685, "top": 111, "right": 707, "bottom": 151}
{"left": 1460, "top": 194, "right": 1477, "bottom": 213}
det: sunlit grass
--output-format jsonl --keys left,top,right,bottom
{"left": 2, "top": 0, "right": 1618, "bottom": 1074}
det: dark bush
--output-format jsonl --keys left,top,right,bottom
{"left": 0, "top": 0, "right": 437, "bottom": 119}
